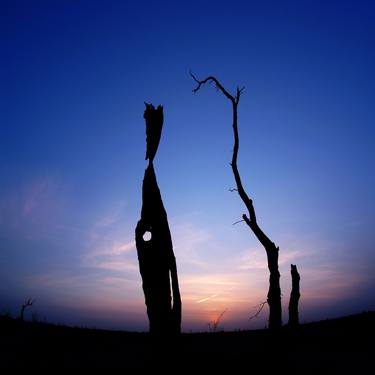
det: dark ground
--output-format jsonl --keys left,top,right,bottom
{"left": 0, "top": 312, "right": 373, "bottom": 372}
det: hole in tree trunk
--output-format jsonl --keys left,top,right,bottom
{"left": 143, "top": 231, "right": 152, "bottom": 242}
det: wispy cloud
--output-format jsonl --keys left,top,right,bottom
{"left": 90, "top": 260, "right": 138, "bottom": 272}
{"left": 92, "top": 200, "right": 127, "bottom": 229}
{"left": 235, "top": 247, "right": 268, "bottom": 271}
{"left": 80, "top": 200, "right": 138, "bottom": 274}
{"left": 84, "top": 239, "right": 136, "bottom": 260}
{"left": 172, "top": 222, "right": 212, "bottom": 269}
{"left": 21, "top": 271, "right": 144, "bottom": 319}
{"left": 81, "top": 237, "right": 138, "bottom": 275}
{"left": 235, "top": 245, "right": 316, "bottom": 272}
{"left": 302, "top": 266, "right": 369, "bottom": 301}
{"left": 196, "top": 294, "right": 218, "bottom": 303}
{"left": 21, "top": 177, "right": 63, "bottom": 219}
{"left": 0, "top": 175, "right": 67, "bottom": 240}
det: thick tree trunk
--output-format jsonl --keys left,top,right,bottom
{"left": 288, "top": 264, "right": 300, "bottom": 326}
{"left": 135, "top": 104, "right": 181, "bottom": 335}
{"left": 266, "top": 245, "right": 282, "bottom": 329}
{"left": 245, "top": 213, "right": 282, "bottom": 329}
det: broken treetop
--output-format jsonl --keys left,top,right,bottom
{"left": 144, "top": 103, "right": 164, "bottom": 163}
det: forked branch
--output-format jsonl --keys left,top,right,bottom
{"left": 20, "top": 298, "right": 35, "bottom": 321}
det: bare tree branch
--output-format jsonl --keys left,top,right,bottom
{"left": 248, "top": 301, "right": 267, "bottom": 321}
{"left": 232, "top": 219, "right": 245, "bottom": 225}
{"left": 191, "top": 73, "right": 259, "bottom": 234}
{"left": 190, "top": 71, "right": 235, "bottom": 102}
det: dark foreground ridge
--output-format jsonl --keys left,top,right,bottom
{"left": 1, "top": 312, "right": 374, "bottom": 371}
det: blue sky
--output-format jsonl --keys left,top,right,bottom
{"left": 1, "top": 0, "right": 375, "bottom": 331}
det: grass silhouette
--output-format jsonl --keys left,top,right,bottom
{"left": 1, "top": 311, "right": 373, "bottom": 370}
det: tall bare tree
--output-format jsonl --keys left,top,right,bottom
{"left": 191, "top": 74, "right": 282, "bottom": 329}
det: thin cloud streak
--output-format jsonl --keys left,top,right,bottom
{"left": 196, "top": 294, "right": 218, "bottom": 303}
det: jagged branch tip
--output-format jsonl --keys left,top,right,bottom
{"left": 190, "top": 71, "right": 244, "bottom": 104}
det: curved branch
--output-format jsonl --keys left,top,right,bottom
{"left": 190, "top": 71, "right": 235, "bottom": 102}
{"left": 249, "top": 300, "right": 267, "bottom": 321}
{"left": 190, "top": 75, "right": 252, "bottom": 215}
{"left": 190, "top": 73, "right": 275, "bottom": 249}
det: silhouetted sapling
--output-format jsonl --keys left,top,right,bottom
{"left": 19, "top": 298, "right": 34, "bottom": 321}
{"left": 288, "top": 264, "right": 300, "bottom": 326}
{"left": 191, "top": 73, "right": 282, "bottom": 329}
{"left": 135, "top": 103, "right": 181, "bottom": 335}
{"left": 208, "top": 309, "right": 227, "bottom": 332}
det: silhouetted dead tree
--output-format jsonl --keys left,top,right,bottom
{"left": 288, "top": 264, "right": 300, "bottom": 326}
{"left": 135, "top": 103, "right": 181, "bottom": 335}
{"left": 20, "top": 298, "right": 34, "bottom": 321}
{"left": 191, "top": 73, "right": 282, "bottom": 329}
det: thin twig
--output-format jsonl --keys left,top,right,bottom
{"left": 232, "top": 219, "right": 245, "bottom": 225}
{"left": 248, "top": 301, "right": 267, "bottom": 321}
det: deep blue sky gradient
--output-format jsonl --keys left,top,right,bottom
{"left": 1, "top": 0, "right": 375, "bottom": 331}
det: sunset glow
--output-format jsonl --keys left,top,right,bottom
{"left": 2, "top": 0, "right": 375, "bottom": 332}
